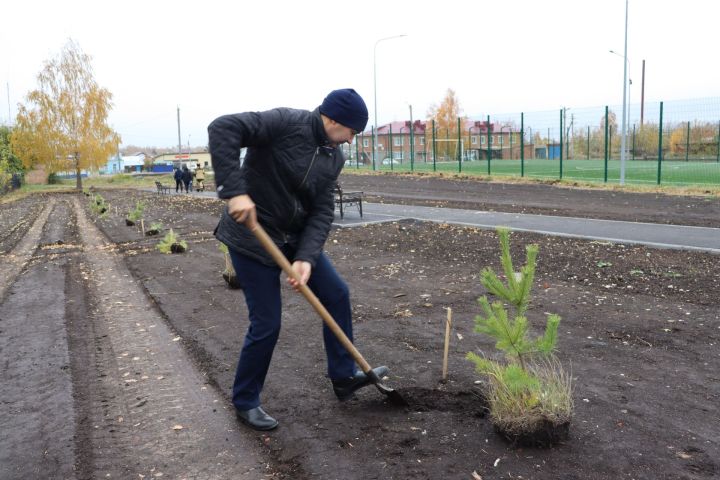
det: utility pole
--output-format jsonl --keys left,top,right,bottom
{"left": 619, "top": 0, "right": 629, "bottom": 185}
{"left": 640, "top": 59, "right": 646, "bottom": 126}
{"left": 409, "top": 104, "right": 414, "bottom": 169}
{"left": 177, "top": 106, "right": 182, "bottom": 156}
{"left": 6, "top": 82, "right": 11, "bottom": 125}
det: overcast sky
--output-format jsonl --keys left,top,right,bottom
{"left": 2, "top": 0, "right": 718, "bottom": 149}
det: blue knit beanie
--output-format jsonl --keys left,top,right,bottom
{"left": 319, "top": 89, "right": 369, "bottom": 133}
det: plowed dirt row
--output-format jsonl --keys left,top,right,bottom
{"left": 0, "top": 196, "right": 267, "bottom": 479}
{"left": 1, "top": 182, "right": 718, "bottom": 479}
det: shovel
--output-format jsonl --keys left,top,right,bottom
{"left": 250, "top": 222, "right": 407, "bottom": 406}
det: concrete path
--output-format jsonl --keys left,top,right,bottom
{"left": 187, "top": 189, "right": 720, "bottom": 254}
{"left": 333, "top": 202, "right": 720, "bottom": 254}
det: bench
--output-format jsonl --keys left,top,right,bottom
{"left": 155, "top": 181, "right": 171, "bottom": 195}
{"left": 334, "top": 183, "right": 363, "bottom": 219}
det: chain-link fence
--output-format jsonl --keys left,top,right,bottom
{"left": 342, "top": 97, "right": 720, "bottom": 186}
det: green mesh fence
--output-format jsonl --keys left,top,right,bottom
{"left": 342, "top": 97, "right": 720, "bottom": 186}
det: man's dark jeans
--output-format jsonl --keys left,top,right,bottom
{"left": 229, "top": 247, "right": 356, "bottom": 411}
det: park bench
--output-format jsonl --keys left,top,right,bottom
{"left": 334, "top": 182, "right": 363, "bottom": 219}
{"left": 155, "top": 181, "right": 171, "bottom": 195}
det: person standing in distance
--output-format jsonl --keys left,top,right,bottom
{"left": 208, "top": 89, "right": 389, "bottom": 431}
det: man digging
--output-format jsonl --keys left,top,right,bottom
{"left": 208, "top": 89, "right": 388, "bottom": 431}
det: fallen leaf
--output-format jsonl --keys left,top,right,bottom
{"left": 172, "top": 425, "right": 184, "bottom": 431}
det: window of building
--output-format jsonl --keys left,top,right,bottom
{"left": 419, "top": 137, "right": 425, "bottom": 146}
{"left": 481, "top": 136, "right": 486, "bottom": 145}
{"left": 471, "top": 135, "right": 477, "bottom": 145}
{"left": 499, "top": 135, "right": 503, "bottom": 145}
{"left": 363, "top": 138, "right": 369, "bottom": 148}
{"left": 394, "top": 137, "right": 403, "bottom": 147}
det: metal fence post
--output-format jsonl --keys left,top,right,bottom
{"left": 457, "top": 117, "right": 462, "bottom": 173}
{"left": 587, "top": 126, "right": 590, "bottom": 160}
{"left": 717, "top": 121, "right": 720, "bottom": 163}
{"left": 559, "top": 109, "right": 564, "bottom": 179}
{"left": 604, "top": 106, "right": 609, "bottom": 182}
{"left": 487, "top": 115, "right": 491, "bottom": 175}
{"left": 632, "top": 124, "right": 636, "bottom": 161}
{"left": 520, "top": 112, "right": 525, "bottom": 177}
{"left": 657, "top": 101, "right": 664, "bottom": 184}
{"left": 389, "top": 124, "right": 393, "bottom": 171}
{"left": 432, "top": 119, "right": 437, "bottom": 172}
{"left": 685, "top": 121, "right": 690, "bottom": 162}
{"left": 355, "top": 135, "right": 360, "bottom": 169}
{"left": 410, "top": 119, "right": 415, "bottom": 171}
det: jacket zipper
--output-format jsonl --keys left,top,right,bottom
{"left": 287, "top": 147, "right": 319, "bottom": 230}
{"left": 299, "top": 147, "right": 319, "bottom": 187}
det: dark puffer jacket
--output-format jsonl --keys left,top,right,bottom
{"left": 208, "top": 107, "right": 344, "bottom": 267}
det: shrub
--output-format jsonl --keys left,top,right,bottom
{"left": 466, "top": 227, "right": 573, "bottom": 446}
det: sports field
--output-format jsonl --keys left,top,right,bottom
{"left": 360, "top": 158, "right": 720, "bottom": 185}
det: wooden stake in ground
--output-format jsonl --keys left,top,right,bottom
{"left": 442, "top": 307, "right": 452, "bottom": 382}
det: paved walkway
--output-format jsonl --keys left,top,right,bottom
{"left": 333, "top": 202, "right": 720, "bottom": 254}
{"left": 188, "top": 190, "right": 720, "bottom": 254}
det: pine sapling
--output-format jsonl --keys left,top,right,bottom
{"left": 466, "top": 227, "right": 572, "bottom": 446}
{"left": 145, "top": 222, "right": 163, "bottom": 236}
{"left": 218, "top": 243, "right": 241, "bottom": 288}
{"left": 156, "top": 229, "right": 187, "bottom": 254}
{"left": 126, "top": 200, "right": 145, "bottom": 225}
{"left": 90, "top": 194, "right": 108, "bottom": 217}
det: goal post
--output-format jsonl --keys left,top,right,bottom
{"left": 432, "top": 138, "right": 464, "bottom": 162}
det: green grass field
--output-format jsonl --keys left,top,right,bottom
{"left": 351, "top": 158, "right": 720, "bottom": 186}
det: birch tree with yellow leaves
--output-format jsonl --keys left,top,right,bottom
{"left": 426, "top": 88, "right": 464, "bottom": 160}
{"left": 12, "top": 40, "right": 120, "bottom": 190}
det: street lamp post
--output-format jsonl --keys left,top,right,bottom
{"left": 373, "top": 34, "right": 407, "bottom": 171}
{"left": 610, "top": 49, "right": 632, "bottom": 152}
{"left": 609, "top": 0, "right": 629, "bottom": 184}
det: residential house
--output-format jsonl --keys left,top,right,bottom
{"left": 353, "top": 119, "right": 534, "bottom": 165}
{"left": 152, "top": 152, "right": 212, "bottom": 173}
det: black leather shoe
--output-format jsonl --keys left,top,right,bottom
{"left": 332, "top": 366, "right": 390, "bottom": 401}
{"left": 236, "top": 406, "right": 278, "bottom": 431}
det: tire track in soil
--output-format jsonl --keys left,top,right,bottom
{"left": 0, "top": 197, "right": 55, "bottom": 300}
{"left": 0, "top": 197, "right": 77, "bottom": 480}
{"left": 70, "top": 197, "right": 268, "bottom": 478}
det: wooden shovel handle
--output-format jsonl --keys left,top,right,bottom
{"left": 250, "top": 223, "right": 373, "bottom": 374}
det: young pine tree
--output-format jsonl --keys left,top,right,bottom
{"left": 466, "top": 228, "right": 571, "bottom": 444}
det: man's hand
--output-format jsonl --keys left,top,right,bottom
{"left": 227, "top": 194, "right": 257, "bottom": 227}
{"left": 287, "top": 260, "right": 312, "bottom": 291}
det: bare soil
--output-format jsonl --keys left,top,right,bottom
{"left": 1, "top": 176, "right": 718, "bottom": 479}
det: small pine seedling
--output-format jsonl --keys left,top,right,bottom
{"left": 127, "top": 201, "right": 145, "bottom": 223}
{"left": 156, "top": 229, "right": 187, "bottom": 254}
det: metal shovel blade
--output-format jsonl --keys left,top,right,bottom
{"left": 366, "top": 369, "right": 408, "bottom": 406}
